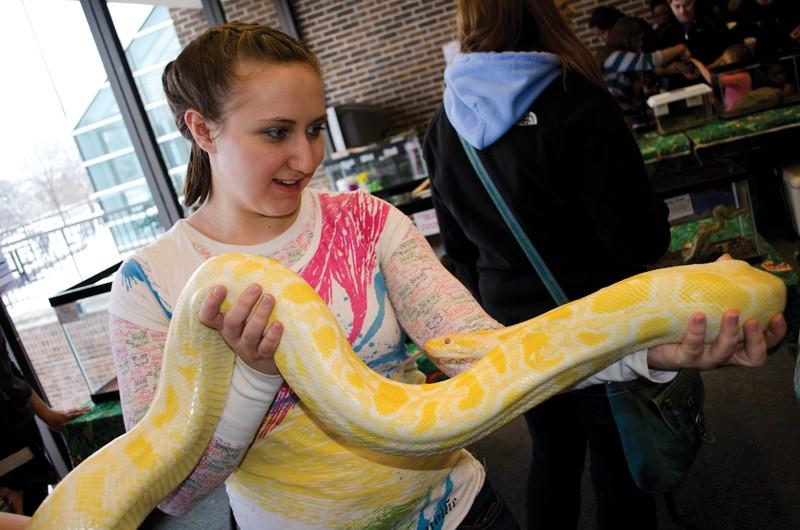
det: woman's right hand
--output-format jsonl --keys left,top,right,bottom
{"left": 199, "top": 284, "right": 283, "bottom": 375}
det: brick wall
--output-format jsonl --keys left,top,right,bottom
{"left": 292, "top": 0, "right": 457, "bottom": 142}
{"left": 569, "top": 1, "right": 655, "bottom": 50}
{"left": 17, "top": 310, "right": 116, "bottom": 410}
{"left": 167, "top": 0, "right": 657, "bottom": 188}
{"left": 185, "top": 1, "right": 656, "bottom": 138}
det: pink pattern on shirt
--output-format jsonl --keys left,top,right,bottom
{"left": 255, "top": 193, "right": 389, "bottom": 440}
{"left": 300, "top": 192, "right": 389, "bottom": 344}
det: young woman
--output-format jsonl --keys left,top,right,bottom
{"left": 423, "top": 1, "right": 783, "bottom": 529}
{"left": 599, "top": 16, "right": 689, "bottom": 118}
{"left": 106, "top": 20, "right": 783, "bottom": 530}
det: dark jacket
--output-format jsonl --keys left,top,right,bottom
{"left": 729, "top": 0, "right": 800, "bottom": 58}
{"left": 658, "top": 15, "right": 731, "bottom": 64}
{"left": 423, "top": 73, "right": 670, "bottom": 326}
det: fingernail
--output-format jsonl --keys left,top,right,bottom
{"left": 213, "top": 286, "right": 225, "bottom": 297}
{"left": 693, "top": 314, "right": 705, "bottom": 325}
{"left": 249, "top": 284, "right": 260, "bottom": 294}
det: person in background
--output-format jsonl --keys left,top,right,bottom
{"left": 659, "top": 0, "right": 732, "bottom": 64}
{"left": 423, "top": 0, "right": 786, "bottom": 528}
{"left": 587, "top": 5, "right": 624, "bottom": 45}
{"left": 599, "top": 16, "right": 690, "bottom": 121}
{"left": 728, "top": 0, "right": 800, "bottom": 58}
{"left": 556, "top": 0, "right": 577, "bottom": 22}
{"left": 651, "top": 0, "right": 675, "bottom": 33}
{"left": 1, "top": 334, "right": 88, "bottom": 516}
{"left": 590, "top": 6, "right": 659, "bottom": 52}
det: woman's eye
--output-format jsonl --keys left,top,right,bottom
{"left": 263, "top": 128, "right": 288, "bottom": 140}
{"left": 307, "top": 123, "right": 327, "bottom": 137}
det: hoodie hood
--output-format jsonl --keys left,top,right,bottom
{"left": 444, "top": 51, "right": 562, "bottom": 149}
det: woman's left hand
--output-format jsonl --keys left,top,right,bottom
{"left": 647, "top": 310, "right": 787, "bottom": 371}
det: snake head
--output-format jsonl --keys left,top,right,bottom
{"left": 423, "top": 328, "right": 503, "bottom": 377}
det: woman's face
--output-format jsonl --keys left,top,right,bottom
{"left": 206, "top": 61, "right": 326, "bottom": 223}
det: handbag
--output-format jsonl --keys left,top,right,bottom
{"left": 457, "top": 134, "right": 710, "bottom": 493}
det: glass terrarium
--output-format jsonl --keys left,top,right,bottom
{"left": 323, "top": 131, "right": 428, "bottom": 193}
{"left": 48, "top": 263, "right": 120, "bottom": 403}
{"left": 714, "top": 53, "right": 800, "bottom": 118}
{"left": 776, "top": 51, "right": 800, "bottom": 106}
{"left": 647, "top": 84, "right": 714, "bottom": 135}
{"left": 654, "top": 178, "right": 761, "bottom": 267}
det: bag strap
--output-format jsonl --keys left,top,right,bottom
{"left": 457, "top": 134, "right": 569, "bottom": 306}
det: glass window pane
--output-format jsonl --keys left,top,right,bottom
{"left": 110, "top": 1, "right": 207, "bottom": 207}
{"left": 126, "top": 25, "right": 181, "bottom": 72}
{"left": 147, "top": 103, "right": 177, "bottom": 137}
{"left": 74, "top": 119, "right": 130, "bottom": 160}
{"left": 76, "top": 86, "right": 119, "bottom": 128}
{"left": 0, "top": 0, "right": 173, "bottom": 410}
{"left": 135, "top": 68, "right": 167, "bottom": 105}
{"left": 159, "top": 136, "right": 190, "bottom": 169}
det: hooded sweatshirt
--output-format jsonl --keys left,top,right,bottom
{"left": 444, "top": 51, "right": 562, "bottom": 149}
{"left": 424, "top": 51, "right": 670, "bottom": 325}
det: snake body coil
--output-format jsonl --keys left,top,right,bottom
{"left": 30, "top": 254, "right": 786, "bottom": 529}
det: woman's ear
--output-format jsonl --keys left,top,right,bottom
{"left": 184, "top": 109, "right": 217, "bottom": 154}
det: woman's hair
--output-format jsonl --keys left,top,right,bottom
{"left": 456, "top": 0, "right": 604, "bottom": 87}
{"left": 606, "top": 17, "right": 646, "bottom": 53}
{"left": 162, "top": 22, "right": 320, "bottom": 208}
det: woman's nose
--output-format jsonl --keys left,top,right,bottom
{"left": 288, "top": 136, "right": 319, "bottom": 174}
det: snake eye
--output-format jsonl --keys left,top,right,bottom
{"left": 444, "top": 338, "right": 451, "bottom": 344}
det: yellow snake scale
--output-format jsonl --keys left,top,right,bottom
{"left": 30, "top": 253, "right": 785, "bottom": 529}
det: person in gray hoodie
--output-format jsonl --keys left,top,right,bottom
{"left": 424, "top": 1, "right": 670, "bottom": 528}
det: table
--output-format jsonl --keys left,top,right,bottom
{"left": 636, "top": 104, "right": 800, "bottom": 163}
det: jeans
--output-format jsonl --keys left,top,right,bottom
{"left": 525, "top": 385, "right": 657, "bottom": 530}
{"left": 458, "top": 479, "right": 519, "bottom": 529}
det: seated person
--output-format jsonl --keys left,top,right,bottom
{"left": 600, "top": 16, "right": 689, "bottom": 119}
{"left": 759, "top": 61, "right": 797, "bottom": 97}
{"left": 727, "top": 0, "right": 800, "bottom": 58}
{"left": 0, "top": 334, "right": 88, "bottom": 516}
{"left": 650, "top": 0, "right": 675, "bottom": 35}
{"left": 659, "top": 0, "right": 733, "bottom": 64}
{"left": 588, "top": 5, "right": 624, "bottom": 45}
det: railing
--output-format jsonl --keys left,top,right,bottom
{"left": 1, "top": 201, "right": 162, "bottom": 312}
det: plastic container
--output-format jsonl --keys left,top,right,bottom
{"left": 647, "top": 84, "right": 714, "bottom": 135}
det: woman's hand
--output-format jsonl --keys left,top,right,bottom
{"left": 790, "top": 24, "right": 800, "bottom": 41}
{"left": 27, "top": 392, "right": 89, "bottom": 432}
{"left": 647, "top": 310, "right": 787, "bottom": 371}
{"left": 40, "top": 407, "right": 90, "bottom": 432}
{"left": 199, "top": 284, "right": 283, "bottom": 375}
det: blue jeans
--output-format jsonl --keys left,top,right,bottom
{"left": 458, "top": 479, "right": 520, "bottom": 529}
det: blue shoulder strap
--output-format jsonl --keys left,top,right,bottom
{"left": 457, "top": 134, "right": 569, "bottom": 306}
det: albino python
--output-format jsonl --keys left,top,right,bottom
{"left": 30, "top": 253, "right": 785, "bottom": 529}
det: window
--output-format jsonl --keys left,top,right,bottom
{"left": 1, "top": 0, "right": 211, "bottom": 409}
